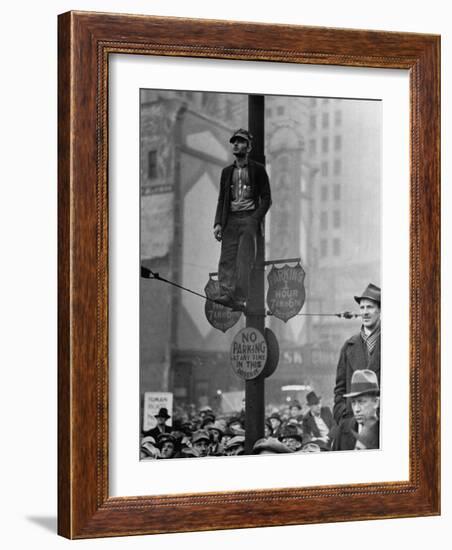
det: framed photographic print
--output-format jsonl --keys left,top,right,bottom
{"left": 58, "top": 11, "right": 440, "bottom": 538}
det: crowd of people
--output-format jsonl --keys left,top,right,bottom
{"left": 141, "top": 282, "right": 381, "bottom": 459}
{"left": 141, "top": 389, "right": 337, "bottom": 460}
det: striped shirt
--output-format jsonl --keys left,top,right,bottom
{"left": 360, "top": 323, "right": 381, "bottom": 356}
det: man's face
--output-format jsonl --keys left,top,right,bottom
{"left": 351, "top": 394, "right": 379, "bottom": 425}
{"left": 156, "top": 416, "right": 166, "bottom": 426}
{"left": 269, "top": 418, "right": 280, "bottom": 430}
{"left": 193, "top": 439, "right": 209, "bottom": 457}
{"left": 359, "top": 298, "right": 381, "bottom": 331}
{"left": 310, "top": 402, "right": 321, "bottom": 415}
{"left": 229, "top": 421, "right": 242, "bottom": 433}
{"left": 161, "top": 441, "right": 175, "bottom": 458}
{"left": 289, "top": 406, "right": 300, "bottom": 418}
{"left": 231, "top": 137, "right": 250, "bottom": 157}
{"left": 210, "top": 429, "right": 221, "bottom": 443}
{"left": 282, "top": 437, "right": 302, "bottom": 452}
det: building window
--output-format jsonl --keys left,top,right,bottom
{"left": 322, "top": 98, "right": 329, "bottom": 104}
{"left": 266, "top": 108, "right": 272, "bottom": 117}
{"left": 322, "top": 112, "right": 329, "bottom": 129}
{"left": 321, "top": 185, "right": 328, "bottom": 201}
{"left": 320, "top": 239, "right": 328, "bottom": 257}
{"left": 334, "top": 135, "right": 342, "bottom": 151}
{"left": 333, "top": 184, "right": 341, "bottom": 200}
{"left": 321, "top": 211, "right": 328, "bottom": 230}
{"left": 334, "top": 110, "right": 342, "bottom": 126}
{"left": 148, "top": 150, "right": 158, "bottom": 179}
{"left": 277, "top": 105, "right": 285, "bottom": 116}
{"left": 333, "top": 238, "right": 341, "bottom": 256}
{"left": 309, "top": 114, "right": 316, "bottom": 131}
{"left": 309, "top": 139, "right": 317, "bottom": 154}
{"left": 321, "top": 161, "right": 328, "bottom": 177}
{"left": 309, "top": 98, "right": 317, "bottom": 107}
{"left": 333, "top": 210, "right": 341, "bottom": 228}
{"left": 333, "top": 158, "right": 341, "bottom": 175}
{"left": 322, "top": 137, "right": 329, "bottom": 153}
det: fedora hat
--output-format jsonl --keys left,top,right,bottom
{"left": 155, "top": 407, "right": 171, "bottom": 419}
{"left": 229, "top": 128, "right": 253, "bottom": 143}
{"left": 306, "top": 391, "right": 321, "bottom": 406}
{"left": 354, "top": 283, "right": 381, "bottom": 305}
{"left": 344, "top": 369, "right": 380, "bottom": 398}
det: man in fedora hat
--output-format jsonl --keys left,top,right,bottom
{"left": 213, "top": 128, "right": 272, "bottom": 310}
{"left": 333, "top": 283, "right": 381, "bottom": 424}
{"left": 302, "top": 391, "right": 336, "bottom": 447}
{"left": 332, "top": 369, "right": 380, "bottom": 451}
{"left": 144, "top": 407, "right": 172, "bottom": 441}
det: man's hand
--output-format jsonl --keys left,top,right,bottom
{"left": 213, "top": 224, "right": 222, "bottom": 241}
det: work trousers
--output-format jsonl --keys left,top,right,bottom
{"left": 218, "top": 212, "right": 258, "bottom": 301}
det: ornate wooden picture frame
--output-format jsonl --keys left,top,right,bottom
{"left": 58, "top": 11, "right": 440, "bottom": 539}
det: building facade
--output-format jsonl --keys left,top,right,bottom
{"left": 140, "top": 90, "right": 381, "bottom": 416}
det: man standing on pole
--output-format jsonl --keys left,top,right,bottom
{"left": 213, "top": 129, "right": 272, "bottom": 310}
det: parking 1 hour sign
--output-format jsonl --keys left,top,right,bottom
{"left": 230, "top": 327, "right": 268, "bottom": 380}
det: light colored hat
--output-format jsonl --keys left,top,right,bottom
{"left": 191, "top": 430, "right": 211, "bottom": 444}
{"left": 344, "top": 369, "right": 380, "bottom": 398}
{"left": 224, "top": 435, "right": 245, "bottom": 451}
{"left": 207, "top": 421, "right": 224, "bottom": 437}
{"left": 252, "top": 437, "right": 292, "bottom": 454}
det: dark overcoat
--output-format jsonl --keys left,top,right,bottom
{"left": 302, "top": 407, "right": 336, "bottom": 440}
{"left": 333, "top": 332, "right": 381, "bottom": 424}
{"left": 332, "top": 417, "right": 380, "bottom": 451}
{"left": 214, "top": 159, "right": 272, "bottom": 229}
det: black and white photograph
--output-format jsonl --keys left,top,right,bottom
{"left": 139, "top": 89, "right": 381, "bottom": 460}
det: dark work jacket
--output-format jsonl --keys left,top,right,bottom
{"left": 214, "top": 159, "right": 272, "bottom": 229}
{"left": 333, "top": 332, "right": 381, "bottom": 424}
{"left": 332, "top": 417, "right": 380, "bottom": 451}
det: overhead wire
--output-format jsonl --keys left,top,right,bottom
{"left": 141, "top": 266, "right": 361, "bottom": 319}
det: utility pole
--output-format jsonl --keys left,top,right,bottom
{"left": 244, "top": 95, "right": 266, "bottom": 454}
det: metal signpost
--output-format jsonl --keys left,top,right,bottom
{"left": 244, "top": 95, "right": 267, "bottom": 453}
